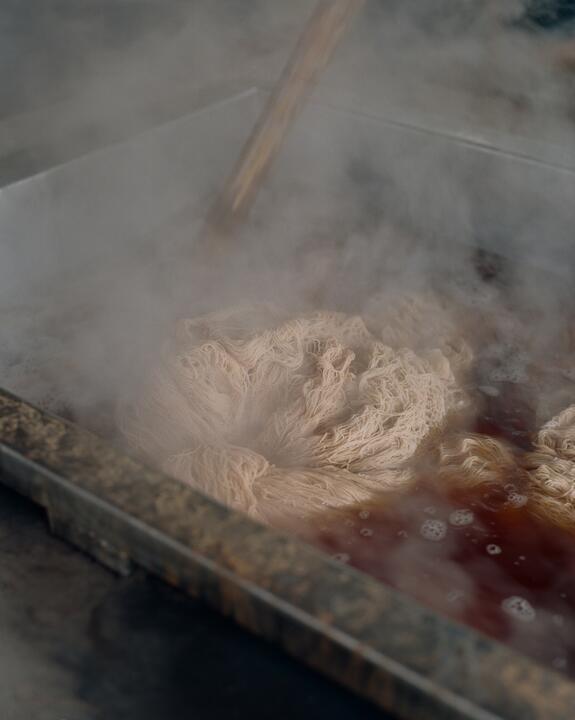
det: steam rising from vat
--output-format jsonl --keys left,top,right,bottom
{"left": 1, "top": 0, "right": 574, "bottom": 414}
{"left": 1, "top": 0, "right": 575, "bottom": 675}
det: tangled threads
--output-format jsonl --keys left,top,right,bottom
{"left": 436, "top": 406, "right": 575, "bottom": 534}
{"left": 524, "top": 405, "right": 575, "bottom": 531}
{"left": 437, "top": 434, "right": 526, "bottom": 491}
{"left": 119, "top": 303, "right": 468, "bottom": 524}
{"left": 366, "top": 290, "right": 474, "bottom": 378}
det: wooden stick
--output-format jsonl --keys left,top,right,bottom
{"left": 203, "top": 0, "right": 364, "bottom": 247}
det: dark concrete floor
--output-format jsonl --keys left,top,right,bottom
{"left": 0, "top": 483, "right": 389, "bottom": 720}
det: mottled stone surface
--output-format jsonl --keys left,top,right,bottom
{"left": 2, "top": 387, "right": 575, "bottom": 719}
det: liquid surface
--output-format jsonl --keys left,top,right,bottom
{"left": 303, "top": 380, "right": 575, "bottom": 677}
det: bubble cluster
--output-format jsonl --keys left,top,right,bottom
{"left": 420, "top": 518, "right": 447, "bottom": 542}
{"left": 486, "top": 543, "right": 502, "bottom": 556}
{"left": 449, "top": 509, "right": 474, "bottom": 527}
{"left": 501, "top": 596, "right": 536, "bottom": 623}
{"left": 507, "top": 491, "right": 528, "bottom": 508}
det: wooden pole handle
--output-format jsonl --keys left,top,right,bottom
{"left": 203, "top": 0, "right": 364, "bottom": 246}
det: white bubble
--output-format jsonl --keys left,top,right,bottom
{"left": 486, "top": 544, "right": 502, "bottom": 556}
{"left": 449, "top": 509, "right": 474, "bottom": 527}
{"left": 447, "top": 589, "right": 464, "bottom": 603}
{"left": 358, "top": 510, "right": 370, "bottom": 520}
{"left": 397, "top": 529, "right": 408, "bottom": 539}
{"left": 332, "top": 553, "right": 350, "bottom": 563}
{"left": 423, "top": 506, "right": 436, "bottom": 515}
{"left": 507, "top": 491, "right": 528, "bottom": 508}
{"left": 420, "top": 519, "right": 447, "bottom": 542}
{"left": 560, "top": 593, "right": 568, "bottom": 599}
{"left": 501, "top": 596, "right": 536, "bottom": 623}
{"left": 552, "top": 614, "right": 564, "bottom": 627}
{"left": 344, "top": 519, "right": 355, "bottom": 528}
{"left": 360, "top": 528, "right": 373, "bottom": 538}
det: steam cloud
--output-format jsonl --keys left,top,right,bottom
{"left": 1, "top": 0, "right": 575, "bottom": 671}
{"left": 1, "top": 0, "right": 573, "bottom": 419}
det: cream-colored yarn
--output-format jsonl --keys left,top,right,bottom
{"left": 437, "top": 433, "right": 523, "bottom": 491}
{"left": 366, "top": 290, "right": 474, "bottom": 377}
{"left": 435, "top": 406, "right": 575, "bottom": 533}
{"left": 119, "top": 304, "right": 467, "bottom": 523}
{"left": 524, "top": 405, "right": 575, "bottom": 531}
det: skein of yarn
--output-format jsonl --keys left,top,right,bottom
{"left": 434, "top": 406, "right": 575, "bottom": 534}
{"left": 524, "top": 405, "right": 575, "bottom": 531}
{"left": 119, "top": 302, "right": 469, "bottom": 524}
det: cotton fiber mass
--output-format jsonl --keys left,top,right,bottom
{"left": 119, "top": 299, "right": 470, "bottom": 523}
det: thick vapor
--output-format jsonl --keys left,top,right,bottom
{"left": 2, "top": 0, "right": 575, "bottom": 673}
{"left": 1, "top": 0, "right": 573, "bottom": 420}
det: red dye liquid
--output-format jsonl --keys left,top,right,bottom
{"left": 302, "top": 382, "right": 575, "bottom": 677}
